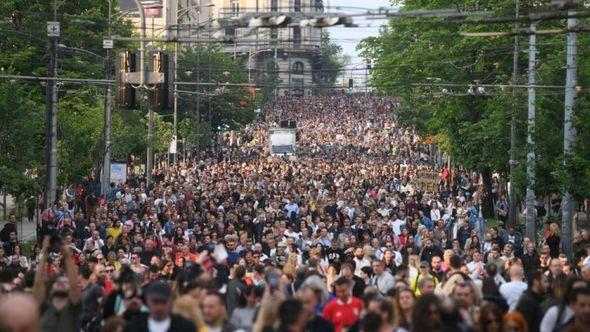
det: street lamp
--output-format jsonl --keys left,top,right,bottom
{"left": 248, "top": 48, "right": 272, "bottom": 84}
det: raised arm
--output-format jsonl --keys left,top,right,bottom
{"left": 61, "top": 244, "right": 81, "bottom": 304}
{"left": 33, "top": 236, "right": 49, "bottom": 304}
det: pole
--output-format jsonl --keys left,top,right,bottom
{"left": 45, "top": 1, "right": 59, "bottom": 209}
{"left": 131, "top": 0, "right": 152, "bottom": 187}
{"left": 525, "top": 22, "right": 536, "bottom": 244}
{"left": 508, "top": 0, "right": 520, "bottom": 228}
{"left": 173, "top": 41, "right": 178, "bottom": 163}
{"left": 147, "top": 90, "right": 154, "bottom": 188}
{"left": 207, "top": 11, "right": 212, "bottom": 151}
{"left": 274, "top": 46, "right": 278, "bottom": 99}
{"left": 102, "top": 0, "right": 113, "bottom": 196}
{"left": 562, "top": 10, "right": 577, "bottom": 258}
{"left": 196, "top": 45, "right": 201, "bottom": 157}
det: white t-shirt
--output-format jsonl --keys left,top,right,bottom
{"left": 540, "top": 305, "right": 574, "bottom": 332}
{"left": 499, "top": 281, "right": 528, "bottom": 311}
{"left": 148, "top": 317, "right": 171, "bottom": 332}
{"left": 390, "top": 218, "right": 406, "bottom": 235}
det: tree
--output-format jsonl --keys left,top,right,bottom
{"left": 176, "top": 45, "right": 267, "bottom": 150}
{"left": 359, "top": 0, "right": 590, "bottom": 219}
{"left": 0, "top": 0, "right": 132, "bottom": 197}
{"left": 315, "top": 30, "right": 347, "bottom": 94}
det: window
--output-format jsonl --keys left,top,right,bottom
{"left": 271, "top": 0, "right": 278, "bottom": 11}
{"left": 293, "top": 26, "right": 301, "bottom": 44}
{"left": 292, "top": 61, "right": 304, "bottom": 74}
{"left": 231, "top": 1, "right": 240, "bottom": 16}
{"left": 294, "top": 0, "right": 301, "bottom": 12}
{"left": 292, "top": 79, "right": 304, "bottom": 96}
{"left": 225, "top": 28, "right": 236, "bottom": 37}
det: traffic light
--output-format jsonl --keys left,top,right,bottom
{"left": 348, "top": 78, "right": 354, "bottom": 93}
{"left": 152, "top": 51, "right": 171, "bottom": 110}
{"left": 116, "top": 50, "right": 138, "bottom": 109}
{"left": 299, "top": 16, "right": 355, "bottom": 27}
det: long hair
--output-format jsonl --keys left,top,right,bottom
{"left": 478, "top": 302, "right": 504, "bottom": 332}
{"left": 411, "top": 293, "right": 442, "bottom": 332}
{"left": 171, "top": 295, "right": 207, "bottom": 331}
{"left": 392, "top": 288, "right": 415, "bottom": 330}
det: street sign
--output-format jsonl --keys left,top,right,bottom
{"left": 47, "top": 21, "right": 60, "bottom": 37}
{"left": 122, "top": 72, "right": 165, "bottom": 84}
{"left": 103, "top": 39, "right": 113, "bottom": 49}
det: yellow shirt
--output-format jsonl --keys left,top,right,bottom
{"left": 107, "top": 226, "right": 122, "bottom": 241}
{"left": 410, "top": 273, "right": 439, "bottom": 296}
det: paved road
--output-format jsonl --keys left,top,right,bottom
{"left": 0, "top": 194, "right": 37, "bottom": 242}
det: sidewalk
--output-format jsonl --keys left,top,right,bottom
{"left": 0, "top": 194, "right": 37, "bottom": 242}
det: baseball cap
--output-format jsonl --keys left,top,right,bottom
{"left": 146, "top": 281, "right": 172, "bottom": 301}
{"left": 420, "top": 261, "right": 430, "bottom": 268}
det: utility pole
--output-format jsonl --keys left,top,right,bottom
{"left": 525, "top": 22, "right": 537, "bottom": 244}
{"left": 562, "top": 10, "right": 578, "bottom": 259}
{"left": 45, "top": 1, "right": 60, "bottom": 208}
{"left": 173, "top": 41, "right": 178, "bottom": 163}
{"left": 102, "top": 0, "right": 113, "bottom": 196}
{"left": 508, "top": 0, "right": 520, "bottom": 228}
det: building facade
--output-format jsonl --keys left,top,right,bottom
{"left": 180, "top": 0, "right": 324, "bottom": 97}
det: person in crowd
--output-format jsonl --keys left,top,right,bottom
{"left": 563, "top": 287, "right": 590, "bottom": 331}
{"left": 392, "top": 287, "right": 415, "bottom": 331}
{"left": 323, "top": 277, "right": 362, "bottom": 332}
{"left": 371, "top": 259, "right": 395, "bottom": 295}
{"left": 3, "top": 95, "right": 590, "bottom": 332}
{"left": 34, "top": 237, "right": 81, "bottom": 332}
{"left": 478, "top": 302, "right": 504, "bottom": 332}
{"left": 231, "top": 285, "right": 263, "bottom": 331}
{"left": 411, "top": 294, "right": 442, "bottom": 332}
{"left": 516, "top": 270, "right": 549, "bottom": 332}
{"left": 201, "top": 291, "right": 238, "bottom": 332}
{"left": 297, "top": 285, "right": 334, "bottom": 332}
{"left": 504, "top": 311, "right": 529, "bottom": 332}
{"left": 540, "top": 276, "right": 588, "bottom": 332}
{"left": 500, "top": 264, "right": 528, "bottom": 311}
{"left": 124, "top": 280, "right": 196, "bottom": 332}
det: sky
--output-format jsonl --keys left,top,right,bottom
{"left": 324, "top": 0, "right": 395, "bottom": 85}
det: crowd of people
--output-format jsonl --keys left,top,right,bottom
{"left": 1, "top": 95, "right": 590, "bottom": 332}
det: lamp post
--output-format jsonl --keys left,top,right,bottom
{"left": 102, "top": 0, "right": 113, "bottom": 197}
{"left": 248, "top": 48, "right": 272, "bottom": 84}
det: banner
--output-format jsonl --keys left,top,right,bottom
{"left": 111, "top": 163, "right": 127, "bottom": 185}
{"left": 418, "top": 171, "right": 440, "bottom": 192}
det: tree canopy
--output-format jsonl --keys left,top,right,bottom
{"left": 358, "top": 0, "right": 590, "bottom": 216}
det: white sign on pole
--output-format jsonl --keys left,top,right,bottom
{"left": 103, "top": 39, "right": 113, "bottom": 49}
{"left": 169, "top": 136, "right": 177, "bottom": 154}
{"left": 47, "top": 22, "right": 60, "bottom": 37}
{"left": 110, "top": 163, "right": 127, "bottom": 185}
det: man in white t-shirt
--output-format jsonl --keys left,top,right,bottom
{"left": 390, "top": 216, "right": 406, "bottom": 236}
{"left": 500, "top": 264, "right": 528, "bottom": 311}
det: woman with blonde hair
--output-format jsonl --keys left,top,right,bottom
{"left": 172, "top": 295, "right": 208, "bottom": 332}
{"left": 546, "top": 223, "right": 561, "bottom": 258}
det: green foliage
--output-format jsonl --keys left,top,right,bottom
{"left": 176, "top": 45, "right": 266, "bottom": 148}
{"left": 316, "top": 30, "right": 347, "bottom": 93}
{"left": 0, "top": 0, "right": 132, "bottom": 192}
{"left": 357, "top": 0, "right": 590, "bottom": 214}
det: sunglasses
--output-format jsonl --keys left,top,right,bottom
{"left": 106, "top": 269, "right": 115, "bottom": 273}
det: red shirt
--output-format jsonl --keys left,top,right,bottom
{"left": 323, "top": 296, "right": 363, "bottom": 332}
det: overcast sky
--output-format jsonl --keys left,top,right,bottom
{"left": 323, "top": 0, "right": 395, "bottom": 84}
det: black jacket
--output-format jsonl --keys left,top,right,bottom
{"left": 352, "top": 276, "right": 366, "bottom": 298}
{"left": 515, "top": 289, "right": 545, "bottom": 332}
{"left": 123, "top": 313, "right": 196, "bottom": 332}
